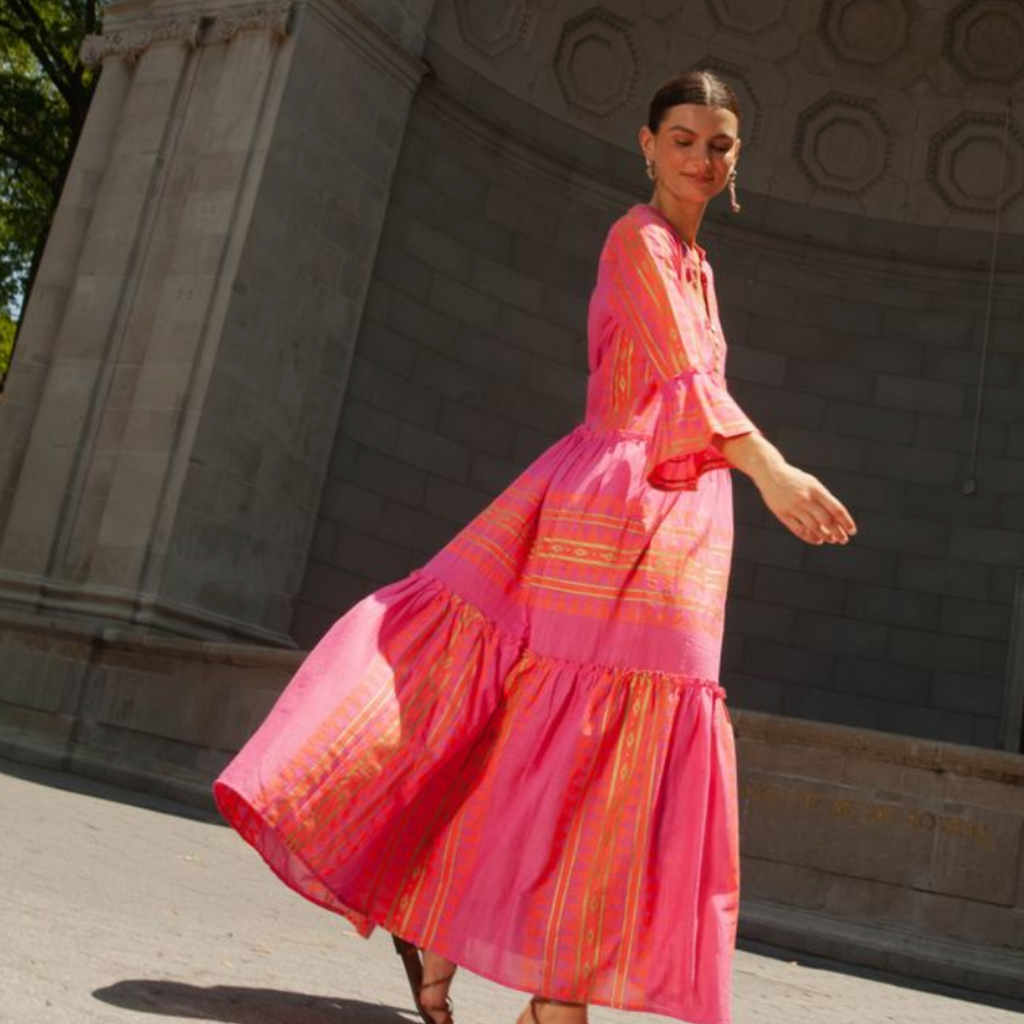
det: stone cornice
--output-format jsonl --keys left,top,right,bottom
{"left": 80, "top": 1, "right": 295, "bottom": 65}
{"left": 80, "top": 14, "right": 201, "bottom": 65}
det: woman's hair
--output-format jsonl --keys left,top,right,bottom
{"left": 647, "top": 70, "right": 741, "bottom": 132}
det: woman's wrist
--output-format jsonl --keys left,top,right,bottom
{"left": 716, "top": 430, "right": 788, "bottom": 490}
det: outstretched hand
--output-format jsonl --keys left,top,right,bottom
{"left": 756, "top": 462, "right": 857, "bottom": 545}
{"left": 717, "top": 430, "right": 858, "bottom": 546}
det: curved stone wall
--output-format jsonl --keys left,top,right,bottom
{"left": 294, "top": 1, "right": 1024, "bottom": 751}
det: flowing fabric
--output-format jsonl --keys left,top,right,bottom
{"left": 214, "top": 203, "right": 759, "bottom": 1023}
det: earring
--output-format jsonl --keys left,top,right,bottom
{"left": 728, "top": 168, "right": 741, "bottom": 214}
{"left": 645, "top": 157, "right": 656, "bottom": 181}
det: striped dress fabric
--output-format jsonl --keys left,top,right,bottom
{"left": 214, "top": 202, "right": 759, "bottom": 1024}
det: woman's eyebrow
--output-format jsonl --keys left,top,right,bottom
{"left": 665, "top": 124, "right": 735, "bottom": 140}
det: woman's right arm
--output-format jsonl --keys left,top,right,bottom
{"left": 717, "top": 431, "right": 858, "bottom": 546}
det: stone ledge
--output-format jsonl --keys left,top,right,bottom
{"left": 740, "top": 897, "right": 1024, "bottom": 1001}
{"left": 733, "top": 707, "right": 1024, "bottom": 784}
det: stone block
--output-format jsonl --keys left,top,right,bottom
{"left": 299, "top": 560, "right": 371, "bottom": 613}
{"left": 395, "top": 423, "right": 472, "bottom": 482}
{"left": 796, "top": 291, "right": 883, "bottom": 337}
{"left": 754, "top": 565, "right": 847, "bottom": 613}
{"left": 950, "top": 526, "right": 1024, "bottom": 567}
{"left": 401, "top": 217, "right": 473, "bottom": 278}
{"left": 931, "top": 672, "right": 1005, "bottom": 717}
{"left": 724, "top": 344, "right": 787, "bottom": 388}
{"left": 785, "top": 358, "right": 875, "bottom": 403}
{"left": 413, "top": 349, "right": 487, "bottom": 405}
{"left": 876, "top": 374, "right": 965, "bottom": 417}
{"left": 741, "top": 637, "right": 836, "bottom": 686}
{"left": 795, "top": 610, "right": 887, "bottom": 658}
{"left": 319, "top": 479, "right": 383, "bottom": 533}
{"left": 940, "top": 596, "right": 1012, "bottom": 641}
{"left": 845, "top": 583, "right": 941, "bottom": 630}
{"left": 438, "top": 401, "right": 516, "bottom": 459}
{"left": 332, "top": 525, "right": 413, "bottom": 581}
{"left": 732, "top": 380, "right": 826, "bottom": 430}
{"left": 777, "top": 424, "right": 866, "bottom": 472}
{"left": 865, "top": 442, "right": 960, "bottom": 487}
{"left": 427, "top": 272, "right": 500, "bottom": 334}
{"left": 339, "top": 399, "right": 401, "bottom": 455}
{"left": 733, "top": 524, "right": 802, "bottom": 569}
{"left": 834, "top": 657, "right": 930, "bottom": 704}
{"left": 721, "top": 672, "right": 785, "bottom": 713}
{"left": 726, "top": 596, "right": 796, "bottom": 641}
{"left": 782, "top": 683, "right": 880, "bottom": 728}
{"left": 350, "top": 447, "right": 426, "bottom": 506}
{"left": 897, "top": 554, "right": 992, "bottom": 601}
{"left": 888, "top": 627, "right": 993, "bottom": 675}
{"left": 526, "top": 357, "right": 586, "bottom": 406}
{"left": 423, "top": 476, "right": 490, "bottom": 525}
{"left": 378, "top": 500, "right": 455, "bottom": 558}
{"left": 470, "top": 253, "right": 544, "bottom": 312}
{"left": 469, "top": 451, "right": 521, "bottom": 495}
{"left": 883, "top": 309, "right": 976, "bottom": 349}
{"left": 453, "top": 328, "right": 532, "bottom": 385}
{"left": 496, "top": 305, "right": 577, "bottom": 366}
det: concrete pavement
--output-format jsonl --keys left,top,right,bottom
{"left": 2, "top": 758, "right": 1023, "bottom": 1024}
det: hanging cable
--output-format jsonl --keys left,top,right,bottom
{"left": 963, "top": 97, "right": 1012, "bottom": 496}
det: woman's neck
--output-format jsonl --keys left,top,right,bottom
{"left": 647, "top": 191, "right": 706, "bottom": 248}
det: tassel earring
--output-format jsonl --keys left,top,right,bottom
{"left": 727, "top": 168, "right": 741, "bottom": 214}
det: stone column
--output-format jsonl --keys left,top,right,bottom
{"left": 0, "top": 0, "right": 434, "bottom": 644}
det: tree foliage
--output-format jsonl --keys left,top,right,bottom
{"left": 1, "top": 0, "right": 99, "bottom": 376}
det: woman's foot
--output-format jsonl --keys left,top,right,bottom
{"left": 517, "top": 995, "right": 588, "bottom": 1024}
{"left": 419, "top": 949, "right": 458, "bottom": 1024}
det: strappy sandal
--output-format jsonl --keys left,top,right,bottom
{"left": 392, "top": 934, "right": 456, "bottom": 1024}
{"left": 529, "top": 995, "right": 588, "bottom": 1023}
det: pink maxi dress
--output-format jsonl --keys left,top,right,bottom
{"left": 214, "top": 202, "right": 759, "bottom": 1024}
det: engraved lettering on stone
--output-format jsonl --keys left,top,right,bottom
{"left": 795, "top": 94, "right": 891, "bottom": 194}
{"left": 929, "top": 112, "right": 1024, "bottom": 212}
{"left": 821, "top": 0, "right": 911, "bottom": 65}
{"left": 944, "top": 0, "right": 1024, "bottom": 82}
{"left": 209, "top": 2, "right": 294, "bottom": 43}
{"left": 554, "top": 9, "right": 639, "bottom": 117}
{"left": 80, "top": 16, "right": 201, "bottom": 66}
{"left": 707, "top": 0, "right": 786, "bottom": 34}
{"left": 454, "top": 0, "right": 528, "bottom": 57}
{"left": 742, "top": 780, "right": 995, "bottom": 851}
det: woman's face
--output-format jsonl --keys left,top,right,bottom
{"left": 638, "top": 103, "right": 741, "bottom": 206}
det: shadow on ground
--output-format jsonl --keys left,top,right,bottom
{"left": 93, "top": 980, "right": 415, "bottom": 1024}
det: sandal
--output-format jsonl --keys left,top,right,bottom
{"left": 529, "top": 995, "right": 588, "bottom": 1023}
{"left": 393, "top": 934, "right": 456, "bottom": 1024}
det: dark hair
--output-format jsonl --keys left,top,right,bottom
{"left": 647, "top": 70, "right": 741, "bottom": 132}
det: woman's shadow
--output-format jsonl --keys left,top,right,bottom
{"left": 93, "top": 979, "right": 415, "bottom": 1024}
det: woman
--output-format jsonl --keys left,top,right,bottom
{"left": 214, "top": 70, "right": 856, "bottom": 1024}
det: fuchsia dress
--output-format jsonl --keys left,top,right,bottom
{"left": 214, "top": 202, "right": 759, "bottom": 1023}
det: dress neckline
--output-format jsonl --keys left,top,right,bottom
{"left": 630, "top": 203, "right": 707, "bottom": 261}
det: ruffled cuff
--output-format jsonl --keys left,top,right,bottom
{"left": 646, "top": 369, "right": 758, "bottom": 490}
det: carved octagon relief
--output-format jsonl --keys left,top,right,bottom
{"left": 820, "top": 0, "right": 912, "bottom": 65}
{"left": 796, "top": 94, "right": 892, "bottom": 194}
{"left": 944, "top": 0, "right": 1024, "bottom": 83}
{"left": 929, "top": 112, "right": 1024, "bottom": 213}
{"left": 453, "top": 0, "right": 529, "bottom": 58}
{"left": 554, "top": 9, "right": 639, "bottom": 117}
{"left": 706, "top": 0, "right": 786, "bottom": 35}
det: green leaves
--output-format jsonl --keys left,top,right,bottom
{"left": 0, "top": 0, "right": 98, "bottom": 376}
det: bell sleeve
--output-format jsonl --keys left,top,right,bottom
{"left": 608, "top": 215, "right": 759, "bottom": 490}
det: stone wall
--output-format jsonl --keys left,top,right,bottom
{"left": 293, "top": 19, "right": 1024, "bottom": 751}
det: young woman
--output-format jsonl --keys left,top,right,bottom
{"left": 214, "top": 70, "right": 856, "bottom": 1024}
